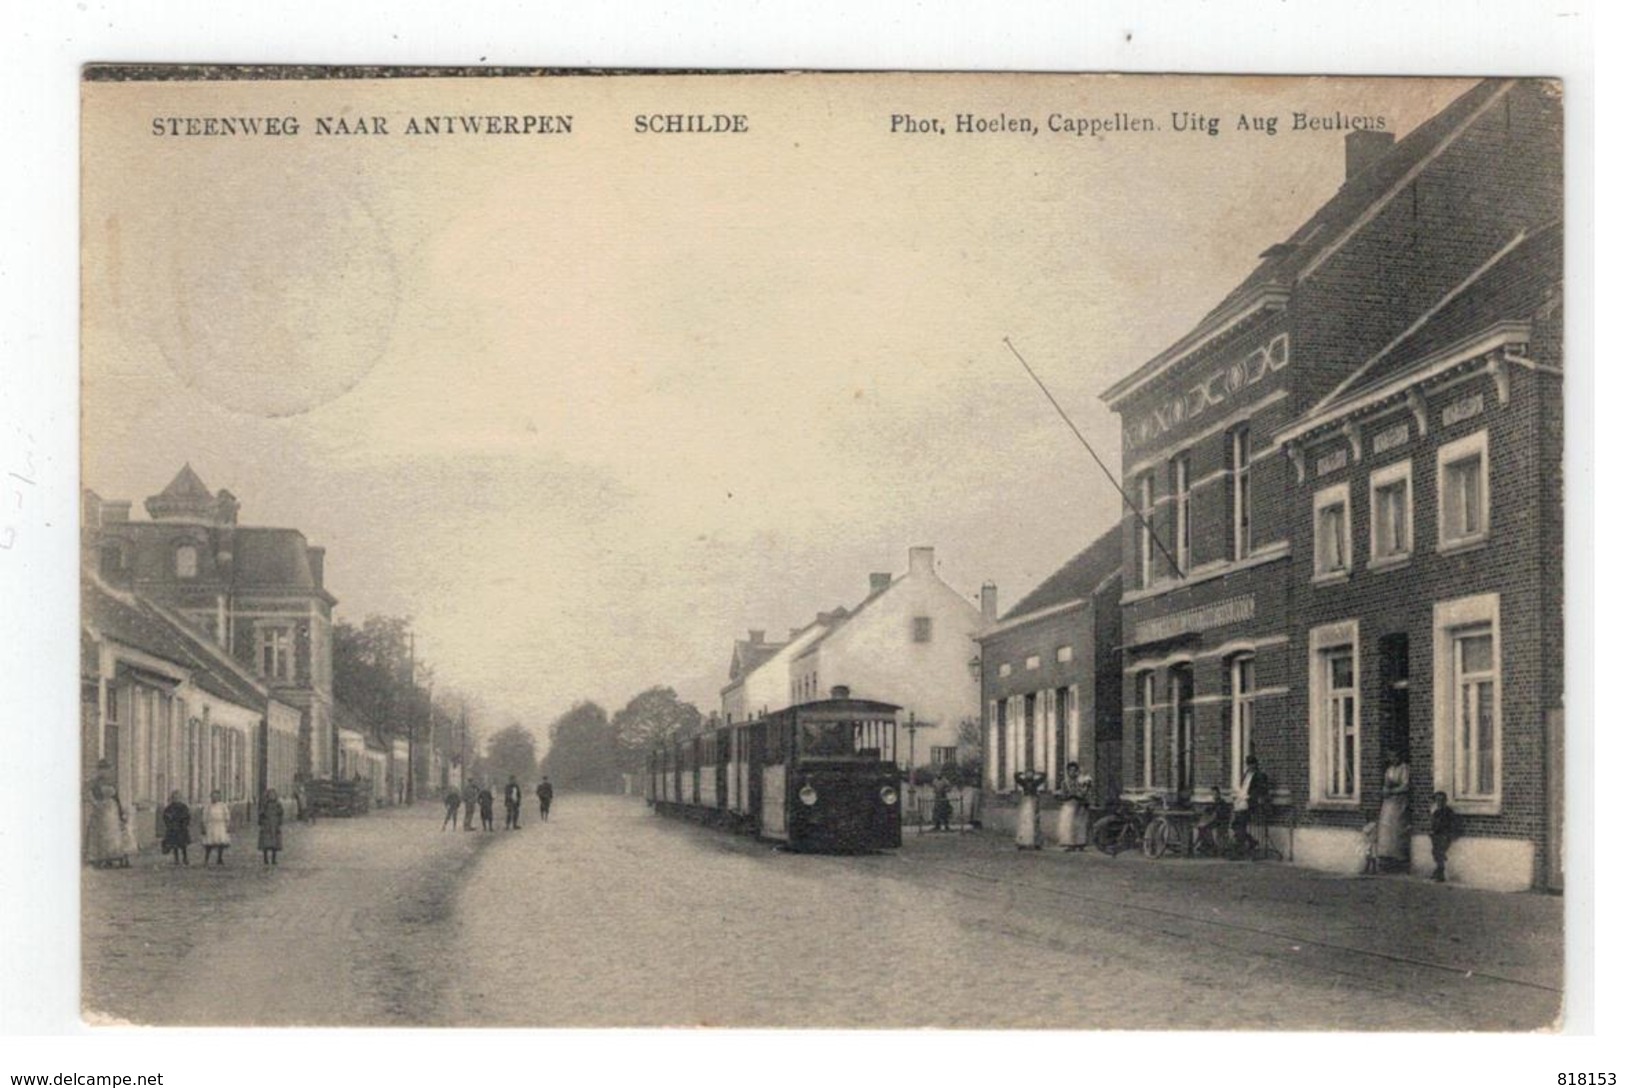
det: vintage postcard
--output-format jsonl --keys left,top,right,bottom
{"left": 79, "top": 69, "right": 1565, "bottom": 1029}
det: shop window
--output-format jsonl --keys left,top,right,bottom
{"left": 1229, "top": 654, "right": 1256, "bottom": 793}
{"left": 1369, "top": 459, "right": 1413, "bottom": 566}
{"left": 1230, "top": 424, "right": 1253, "bottom": 561}
{"left": 1313, "top": 483, "right": 1352, "bottom": 581}
{"left": 1438, "top": 429, "right": 1490, "bottom": 551}
{"left": 1309, "top": 621, "right": 1359, "bottom": 805}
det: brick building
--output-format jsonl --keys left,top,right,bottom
{"left": 976, "top": 530, "right": 1122, "bottom": 797}
{"left": 1099, "top": 79, "right": 1562, "bottom": 889}
{"left": 83, "top": 466, "right": 339, "bottom": 780}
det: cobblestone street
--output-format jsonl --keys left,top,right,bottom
{"left": 82, "top": 795, "right": 1562, "bottom": 1029}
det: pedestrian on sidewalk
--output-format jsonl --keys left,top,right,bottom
{"left": 1056, "top": 763, "right": 1093, "bottom": 851}
{"left": 1231, "top": 755, "right": 1268, "bottom": 859}
{"left": 1013, "top": 769, "right": 1046, "bottom": 850}
{"left": 930, "top": 771, "right": 954, "bottom": 831}
{"left": 85, "top": 777, "right": 131, "bottom": 869}
{"left": 1429, "top": 791, "right": 1459, "bottom": 883}
{"left": 292, "top": 774, "right": 312, "bottom": 824}
{"left": 259, "top": 789, "right": 285, "bottom": 866}
{"left": 1377, "top": 749, "right": 1411, "bottom": 873}
{"left": 200, "top": 789, "right": 232, "bottom": 866}
{"left": 536, "top": 776, "right": 554, "bottom": 822}
{"left": 161, "top": 791, "right": 192, "bottom": 867}
{"left": 462, "top": 780, "right": 478, "bottom": 831}
{"left": 442, "top": 787, "right": 462, "bottom": 831}
{"left": 504, "top": 775, "right": 523, "bottom": 830}
{"left": 478, "top": 782, "right": 495, "bottom": 831}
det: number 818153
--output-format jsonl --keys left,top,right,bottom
{"left": 1559, "top": 1076, "right": 1616, "bottom": 1085}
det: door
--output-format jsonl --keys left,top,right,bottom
{"left": 1378, "top": 633, "right": 1411, "bottom": 764}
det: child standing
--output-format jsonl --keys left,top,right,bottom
{"left": 1361, "top": 820, "right": 1379, "bottom": 874}
{"left": 200, "top": 789, "right": 232, "bottom": 866}
{"left": 1429, "top": 791, "right": 1458, "bottom": 883}
{"left": 161, "top": 791, "right": 192, "bottom": 866}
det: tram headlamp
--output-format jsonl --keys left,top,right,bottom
{"left": 798, "top": 784, "right": 819, "bottom": 806}
{"left": 879, "top": 786, "right": 899, "bottom": 806}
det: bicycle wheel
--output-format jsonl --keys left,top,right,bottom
{"left": 1092, "top": 817, "right": 1119, "bottom": 853}
{"left": 1115, "top": 820, "right": 1139, "bottom": 855}
{"left": 1144, "top": 817, "right": 1170, "bottom": 859}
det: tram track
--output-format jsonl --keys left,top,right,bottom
{"left": 884, "top": 850, "right": 1561, "bottom": 999}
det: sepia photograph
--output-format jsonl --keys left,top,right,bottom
{"left": 72, "top": 67, "right": 1568, "bottom": 1033}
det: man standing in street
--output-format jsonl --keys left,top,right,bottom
{"left": 441, "top": 786, "right": 461, "bottom": 831}
{"left": 504, "top": 775, "right": 523, "bottom": 830}
{"left": 462, "top": 779, "right": 478, "bottom": 831}
{"left": 1231, "top": 754, "right": 1268, "bottom": 859}
{"left": 536, "top": 776, "right": 554, "bottom": 822}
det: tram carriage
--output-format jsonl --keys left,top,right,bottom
{"left": 647, "top": 696, "right": 903, "bottom": 852}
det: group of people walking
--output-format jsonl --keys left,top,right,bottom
{"left": 441, "top": 775, "right": 553, "bottom": 832}
{"left": 84, "top": 776, "right": 286, "bottom": 869}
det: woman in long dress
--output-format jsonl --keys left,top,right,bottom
{"left": 200, "top": 789, "right": 232, "bottom": 866}
{"left": 1377, "top": 749, "right": 1410, "bottom": 873}
{"left": 258, "top": 789, "right": 285, "bottom": 866}
{"left": 85, "top": 781, "right": 129, "bottom": 868}
{"left": 1055, "top": 762, "right": 1093, "bottom": 852}
{"left": 1013, "top": 770, "right": 1046, "bottom": 850}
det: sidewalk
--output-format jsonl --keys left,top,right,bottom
{"left": 82, "top": 802, "right": 493, "bottom": 1025}
{"left": 892, "top": 821, "right": 1562, "bottom": 994}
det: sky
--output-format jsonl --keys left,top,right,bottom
{"left": 80, "top": 73, "right": 1475, "bottom": 748}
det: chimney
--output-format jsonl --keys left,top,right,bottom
{"left": 307, "top": 546, "right": 326, "bottom": 589}
{"left": 869, "top": 572, "right": 892, "bottom": 595}
{"left": 81, "top": 490, "right": 104, "bottom": 532}
{"left": 748, "top": 629, "right": 765, "bottom": 644}
{"left": 907, "top": 546, "right": 935, "bottom": 577}
{"left": 1345, "top": 130, "right": 1396, "bottom": 182}
{"left": 215, "top": 489, "right": 240, "bottom": 526}
{"left": 981, "top": 581, "right": 998, "bottom": 622}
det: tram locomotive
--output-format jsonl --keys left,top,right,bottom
{"left": 646, "top": 697, "right": 903, "bottom": 852}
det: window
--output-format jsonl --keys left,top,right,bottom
{"left": 930, "top": 746, "right": 958, "bottom": 767}
{"left": 1172, "top": 453, "right": 1192, "bottom": 575}
{"left": 1438, "top": 430, "right": 1490, "bottom": 550}
{"left": 1056, "top": 645, "right": 1074, "bottom": 664}
{"left": 1369, "top": 459, "right": 1413, "bottom": 566}
{"left": 175, "top": 544, "right": 198, "bottom": 578}
{"left": 1170, "top": 664, "right": 1195, "bottom": 794}
{"left": 259, "top": 625, "right": 292, "bottom": 681}
{"left": 1025, "top": 655, "right": 1040, "bottom": 671}
{"left": 1313, "top": 483, "right": 1352, "bottom": 580}
{"left": 1137, "top": 471, "right": 1156, "bottom": 589}
{"left": 1309, "top": 621, "right": 1359, "bottom": 804}
{"left": 1231, "top": 426, "right": 1253, "bottom": 560}
{"left": 912, "top": 616, "right": 933, "bottom": 643}
{"left": 1433, "top": 594, "right": 1501, "bottom": 811}
{"left": 1138, "top": 671, "right": 1156, "bottom": 788}
{"left": 1229, "top": 654, "right": 1256, "bottom": 793}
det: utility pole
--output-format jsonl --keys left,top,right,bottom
{"left": 460, "top": 701, "right": 469, "bottom": 789}
{"left": 406, "top": 630, "right": 416, "bottom": 805}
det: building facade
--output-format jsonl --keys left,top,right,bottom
{"left": 719, "top": 629, "right": 790, "bottom": 725}
{"left": 84, "top": 466, "right": 338, "bottom": 780}
{"left": 977, "top": 530, "right": 1123, "bottom": 797}
{"left": 1098, "top": 79, "right": 1561, "bottom": 889}
{"left": 82, "top": 574, "right": 302, "bottom": 847}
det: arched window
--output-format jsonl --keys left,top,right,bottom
{"left": 174, "top": 544, "right": 198, "bottom": 578}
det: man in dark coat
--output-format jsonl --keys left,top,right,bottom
{"left": 478, "top": 783, "right": 495, "bottom": 831}
{"left": 462, "top": 780, "right": 478, "bottom": 831}
{"left": 536, "top": 776, "right": 554, "bottom": 822}
{"left": 1231, "top": 754, "right": 1269, "bottom": 858}
{"left": 504, "top": 775, "right": 523, "bottom": 829}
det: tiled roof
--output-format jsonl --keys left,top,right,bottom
{"left": 999, "top": 527, "right": 1122, "bottom": 624}
{"left": 232, "top": 528, "right": 318, "bottom": 588}
{"left": 84, "top": 575, "right": 266, "bottom": 710}
{"left": 1321, "top": 220, "right": 1562, "bottom": 408}
{"left": 1105, "top": 79, "right": 1515, "bottom": 402}
{"left": 730, "top": 638, "right": 787, "bottom": 681}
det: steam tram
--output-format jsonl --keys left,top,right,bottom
{"left": 647, "top": 696, "right": 903, "bottom": 853}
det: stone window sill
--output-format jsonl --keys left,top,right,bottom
{"left": 1311, "top": 569, "right": 1351, "bottom": 587}
{"left": 1438, "top": 533, "right": 1491, "bottom": 557}
{"left": 1367, "top": 553, "right": 1412, "bottom": 573}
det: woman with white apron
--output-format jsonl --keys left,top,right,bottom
{"left": 1056, "top": 763, "right": 1093, "bottom": 852}
{"left": 1013, "top": 770, "right": 1046, "bottom": 850}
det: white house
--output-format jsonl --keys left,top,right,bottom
{"left": 720, "top": 611, "right": 846, "bottom": 725}
{"left": 787, "top": 547, "right": 986, "bottom": 775}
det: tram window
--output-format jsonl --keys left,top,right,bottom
{"left": 800, "top": 720, "right": 855, "bottom": 757}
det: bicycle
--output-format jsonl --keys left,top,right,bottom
{"left": 1091, "top": 794, "right": 1160, "bottom": 856}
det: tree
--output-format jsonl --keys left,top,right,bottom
{"left": 540, "top": 701, "right": 620, "bottom": 792}
{"left": 332, "top": 614, "right": 428, "bottom": 741}
{"left": 611, "top": 687, "right": 703, "bottom": 773}
{"left": 483, "top": 723, "right": 538, "bottom": 785}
